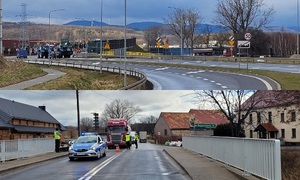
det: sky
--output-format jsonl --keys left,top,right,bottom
{"left": 0, "top": 90, "right": 200, "bottom": 126}
{"left": 2, "top": 0, "right": 298, "bottom": 27}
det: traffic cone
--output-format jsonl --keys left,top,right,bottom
{"left": 116, "top": 146, "right": 120, "bottom": 152}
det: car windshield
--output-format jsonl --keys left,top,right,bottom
{"left": 75, "top": 136, "right": 97, "bottom": 144}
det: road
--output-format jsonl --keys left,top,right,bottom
{"left": 23, "top": 56, "right": 280, "bottom": 90}
{"left": 1, "top": 143, "right": 190, "bottom": 180}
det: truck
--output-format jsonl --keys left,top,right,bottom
{"left": 105, "top": 118, "right": 131, "bottom": 149}
{"left": 139, "top": 131, "right": 147, "bottom": 143}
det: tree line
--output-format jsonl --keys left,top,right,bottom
{"left": 144, "top": 0, "right": 299, "bottom": 57}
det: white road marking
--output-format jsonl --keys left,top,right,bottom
{"left": 78, "top": 151, "right": 125, "bottom": 180}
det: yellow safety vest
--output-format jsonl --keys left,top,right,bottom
{"left": 125, "top": 134, "right": 130, "bottom": 142}
{"left": 134, "top": 135, "right": 138, "bottom": 141}
{"left": 54, "top": 131, "right": 61, "bottom": 140}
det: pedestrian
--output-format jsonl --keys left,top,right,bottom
{"left": 125, "top": 132, "right": 131, "bottom": 149}
{"left": 54, "top": 128, "right": 61, "bottom": 153}
{"left": 134, "top": 133, "right": 139, "bottom": 149}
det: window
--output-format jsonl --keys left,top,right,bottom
{"left": 281, "top": 113, "right": 285, "bottom": 122}
{"left": 250, "top": 130, "right": 253, "bottom": 138}
{"left": 268, "top": 112, "right": 272, "bottom": 123}
{"left": 164, "top": 129, "right": 168, "bottom": 136}
{"left": 249, "top": 114, "right": 253, "bottom": 124}
{"left": 281, "top": 129, "right": 285, "bottom": 138}
{"left": 257, "top": 112, "right": 261, "bottom": 124}
{"left": 291, "top": 112, "right": 296, "bottom": 122}
{"left": 270, "top": 132, "right": 275, "bottom": 138}
{"left": 292, "top": 128, "right": 296, "bottom": 138}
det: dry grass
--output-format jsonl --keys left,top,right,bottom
{"left": 281, "top": 149, "right": 300, "bottom": 180}
{"left": 0, "top": 56, "right": 46, "bottom": 87}
{"left": 25, "top": 66, "right": 138, "bottom": 90}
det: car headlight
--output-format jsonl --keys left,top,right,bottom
{"left": 90, "top": 146, "right": 96, "bottom": 151}
{"left": 69, "top": 146, "right": 73, "bottom": 151}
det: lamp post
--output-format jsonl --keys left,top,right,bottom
{"left": 48, "top": 9, "right": 65, "bottom": 44}
{"left": 124, "top": 0, "right": 127, "bottom": 86}
{"left": 168, "top": 6, "right": 183, "bottom": 56}
{"left": 297, "top": 0, "right": 299, "bottom": 58}
{"left": 100, "top": 0, "right": 103, "bottom": 73}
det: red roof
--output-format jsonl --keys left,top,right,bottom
{"left": 160, "top": 109, "right": 229, "bottom": 129}
{"left": 189, "top": 109, "right": 229, "bottom": 125}
{"left": 261, "top": 123, "right": 279, "bottom": 132}
{"left": 241, "top": 90, "right": 300, "bottom": 110}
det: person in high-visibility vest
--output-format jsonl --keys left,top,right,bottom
{"left": 134, "top": 133, "right": 139, "bottom": 149}
{"left": 54, "top": 128, "right": 62, "bottom": 153}
{"left": 125, "top": 133, "right": 131, "bottom": 149}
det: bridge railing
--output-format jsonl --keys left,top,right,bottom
{"left": 26, "top": 60, "right": 148, "bottom": 90}
{"left": 183, "top": 136, "right": 281, "bottom": 180}
{"left": 0, "top": 138, "right": 54, "bottom": 162}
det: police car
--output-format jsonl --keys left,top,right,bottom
{"left": 68, "top": 132, "right": 106, "bottom": 161}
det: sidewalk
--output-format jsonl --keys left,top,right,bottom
{"left": 0, "top": 69, "right": 65, "bottom": 90}
{"left": 163, "top": 146, "right": 260, "bottom": 180}
{"left": 0, "top": 148, "right": 260, "bottom": 179}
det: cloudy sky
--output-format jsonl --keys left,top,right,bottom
{"left": 2, "top": 0, "right": 298, "bottom": 27}
{"left": 0, "top": 90, "right": 200, "bottom": 126}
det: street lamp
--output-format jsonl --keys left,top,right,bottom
{"left": 168, "top": 6, "right": 183, "bottom": 56}
{"left": 100, "top": 0, "right": 103, "bottom": 73}
{"left": 297, "top": 0, "right": 299, "bottom": 58}
{"left": 124, "top": 0, "right": 127, "bottom": 86}
{"left": 48, "top": 8, "right": 65, "bottom": 44}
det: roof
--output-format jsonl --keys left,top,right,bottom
{"left": 241, "top": 90, "right": 300, "bottom": 110}
{"left": 12, "top": 126, "right": 56, "bottom": 133}
{"left": 0, "top": 97, "right": 62, "bottom": 129}
{"left": 189, "top": 109, "right": 228, "bottom": 125}
{"left": 254, "top": 123, "right": 278, "bottom": 132}
{"left": 161, "top": 112, "right": 191, "bottom": 129}
{"left": 160, "top": 109, "right": 229, "bottom": 130}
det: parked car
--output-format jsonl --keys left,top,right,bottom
{"left": 56, "top": 46, "right": 73, "bottom": 58}
{"left": 68, "top": 132, "right": 106, "bottom": 161}
{"left": 17, "top": 49, "right": 28, "bottom": 58}
{"left": 37, "top": 45, "right": 49, "bottom": 58}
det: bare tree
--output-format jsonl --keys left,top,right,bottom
{"left": 194, "top": 90, "right": 266, "bottom": 137}
{"left": 139, "top": 115, "right": 157, "bottom": 124}
{"left": 214, "top": 0, "right": 275, "bottom": 50}
{"left": 100, "top": 99, "right": 142, "bottom": 125}
{"left": 80, "top": 117, "right": 94, "bottom": 132}
{"left": 164, "top": 8, "right": 202, "bottom": 54}
{"left": 143, "top": 26, "right": 164, "bottom": 51}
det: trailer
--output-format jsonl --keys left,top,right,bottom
{"left": 139, "top": 131, "right": 147, "bottom": 143}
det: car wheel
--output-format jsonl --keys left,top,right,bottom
{"left": 69, "top": 157, "right": 75, "bottom": 161}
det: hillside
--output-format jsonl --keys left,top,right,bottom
{"left": 2, "top": 22, "right": 146, "bottom": 45}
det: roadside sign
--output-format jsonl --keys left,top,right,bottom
{"left": 229, "top": 35, "right": 234, "bottom": 41}
{"left": 158, "top": 132, "right": 161, "bottom": 136}
{"left": 244, "top": 33, "right": 252, "bottom": 41}
{"left": 104, "top": 41, "right": 110, "bottom": 50}
{"left": 229, "top": 40, "right": 234, "bottom": 46}
{"left": 237, "top": 40, "right": 250, "bottom": 48}
{"left": 164, "top": 39, "right": 169, "bottom": 49}
{"left": 194, "top": 124, "right": 216, "bottom": 128}
{"left": 85, "top": 40, "right": 89, "bottom": 44}
{"left": 156, "top": 41, "right": 161, "bottom": 47}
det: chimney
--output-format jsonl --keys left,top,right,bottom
{"left": 38, "top": 106, "right": 46, "bottom": 111}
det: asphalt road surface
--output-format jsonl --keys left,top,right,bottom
{"left": 24, "top": 56, "right": 280, "bottom": 90}
{"left": 1, "top": 143, "right": 190, "bottom": 180}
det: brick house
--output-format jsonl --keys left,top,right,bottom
{"left": 154, "top": 109, "right": 228, "bottom": 144}
{"left": 241, "top": 90, "right": 300, "bottom": 145}
{"left": 0, "top": 97, "right": 65, "bottom": 140}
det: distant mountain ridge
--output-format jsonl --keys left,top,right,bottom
{"left": 64, "top": 20, "right": 298, "bottom": 33}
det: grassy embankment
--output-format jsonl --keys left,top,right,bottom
{"left": 0, "top": 58, "right": 137, "bottom": 90}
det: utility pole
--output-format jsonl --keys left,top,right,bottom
{"left": 124, "top": 0, "right": 127, "bottom": 86}
{"left": 76, "top": 90, "right": 81, "bottom": 137}
{"left": 0, "top": 0, "right": 2, "bottom": 55}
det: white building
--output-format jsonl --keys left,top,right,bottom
{"left": 241, "top": 90, "right": 300, "bottom": 145}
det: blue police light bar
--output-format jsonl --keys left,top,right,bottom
{"left": 81, "top": 132, "right": 98, "bottom": 136}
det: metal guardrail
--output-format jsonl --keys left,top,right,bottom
{"left": 26, "top": 59, "right": 148, "bottom": 90}
{"left": 183, "top": 136, "right": 281, "bottom": 180}
{"left": 0, "top": 138, "right": 54, "bottom": 162}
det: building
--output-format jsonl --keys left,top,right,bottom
{"left": 241, "top": 90, "right": 300, "bottom": 145}
{"left": 0, "top": 97, "right": 65, "bottom": 140}
{"left": 154, "top": 109, "right": 228, "bottom": 144}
